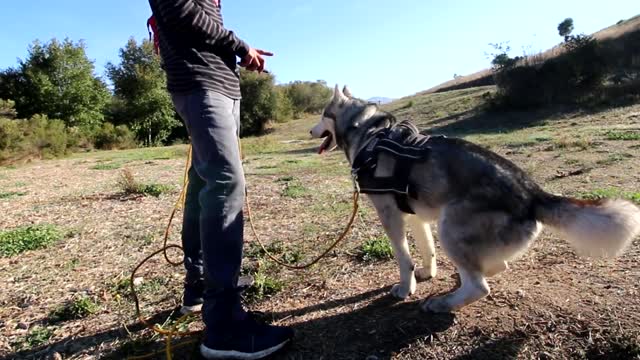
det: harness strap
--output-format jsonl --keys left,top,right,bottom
{"left": 352, "top": 126, "right": 434, "bottom": 215}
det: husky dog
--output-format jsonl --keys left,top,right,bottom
{"left": 310, "top": 85, "right": 640, "bottom": 313}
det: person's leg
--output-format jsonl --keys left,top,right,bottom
{"left": 180, "top": 164, "right": 206, "bottom": 313}
{"left": 172, "top": 89, "right": 244, "bottom": 312}
{"left": 172, "top": 90, "right": 292, "bottom": 359}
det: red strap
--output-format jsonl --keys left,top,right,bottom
{"left": 147, "top": 16, "right": 160, "bottom": 55}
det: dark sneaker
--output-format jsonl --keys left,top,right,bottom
{"left": 200, "top": 312, "right": 293, "bottom": 360}
{"left": 180, "top": 276, "right": 256, "bottom": 315}
{"left": 180, "top": 281, "right": 204, "bottom": 315}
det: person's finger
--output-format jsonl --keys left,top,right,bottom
{"left": 247, "top": 60, "right": 259, "bottom": 71}
{"left": 258, "top": 56, "right": 265, "bottom": 73}
{"left": 256, "top": 49, "right": 274, "bottom": 56}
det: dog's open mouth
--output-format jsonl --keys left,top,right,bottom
{"left": 318, "top": 131, "right": 333, "bottom": 154}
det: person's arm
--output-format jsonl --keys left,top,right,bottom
{"left": 154, "top": 0, "right": 250, "bottom": 59}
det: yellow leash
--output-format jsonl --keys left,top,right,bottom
{"left": 128, "top": 141, "right": 360, "bottom": 359}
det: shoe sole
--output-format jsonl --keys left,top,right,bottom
{"left": 179, "top": 304, "right": 202, "bottom": 315}
{"left": 200, "top": 339, "right": 290, "bottom": 360}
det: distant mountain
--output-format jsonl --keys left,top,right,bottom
{"left": 367, "top": 97, "right": 394, "bottom": 104}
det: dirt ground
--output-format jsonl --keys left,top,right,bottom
{"left": 1, "top": 88, "right": 639, "bottom": 359}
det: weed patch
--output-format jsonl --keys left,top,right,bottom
{"left": 0, "top": 224, "right": 63, "bottom": 257}
{"left": 244, "top": 270, "right": 284, "bottom": 303}
{"left": 117, "top": 169, "right": 173, "bottom": 197}
{"left": 91, "top": 162, "right": 122, "bottom": 170}
{"left": 0, "top": 191, "right": 27, "bottom": 199}
{"left": 279, "top": 177, "right": 309, "bottom": 198}
{"left": 604, "top": 131, "right": 640, "bottom": 141}
{"left": 49, "top": 295, "right": 100, "bottom": 323}
{"left": 359, "top": 236, "right": 394, "bottom": 262}
{"left": 580, "top": 188, "right": 640, "bottom": 204}
{"left": 14, "top": 326, "right": 55, "bottom": 351}
{"left": 596, "top": 153, "right": 633, "bottom": 165}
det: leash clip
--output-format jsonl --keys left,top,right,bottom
{"left": 351, "top": 169, "right": 361, "bottom": 193}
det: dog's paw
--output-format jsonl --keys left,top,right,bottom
{"left": 420, "top": 296, "right": 453, "bottom": 313}
{"left": 415, "top": 267, "right": 436, "bottom": 282}
{"left": 390, "top": 281, "right": 416, "bottom": 299}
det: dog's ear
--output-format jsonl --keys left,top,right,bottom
{"left": 342, "top": 85, "right": 353, "bottom": 98}
{"left": 333, "top": 84, "right": 347, "bottom": 103}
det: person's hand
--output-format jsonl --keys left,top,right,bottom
{"left": 240, "top": 48, "right": 273, "bottom": 73}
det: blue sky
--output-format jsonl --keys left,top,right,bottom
{"left": 0, "top": 0, "right": 637, "bottom": 99}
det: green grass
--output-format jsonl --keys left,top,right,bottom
{"left": 280, "top": 177, "right": 309, "bottom": 198}
{"left": 75, "top": 145, "right": 188, "bottom": 163}
{"left": 580, "top": 188, "right": 640, "bottom": 204}
{"left": 110, "top": 278, "right": 133, "bottom": 299}
{"left": 0, "top": 224, "right": 64, "bottom": 257}
{"left": 359, "top": 236, "right": 394, "bottom": 262}
{"left": 49, "top": 295, "right": 100, "bottom": 323}
{"left": 604, "top": 130, "right": 640, "bottom": 141}
{"left": 244, "top": 270, "right": 284, "bottom": 303}
{"left": 0, "top": 191, "right": 27, "bottom": 199}
{"left": 65, "top": 258, "right": 80, "bottom": 271}
{"left": 246, "top": 241, "right": 303, "bottom": 264}
{"left": 241, "top": 137, "right": 284, "bottom": 156}
{"left": 136, "top": 183, "right": 173, "bottom": 197}
{"left": 110, "top": 276, "right": 168, "bottom": 301}
{"left": 112, "top": 337, "right": 158, "bottom": 359}
{"left": 91, "top": 162, "right": 122, "bottom": 170}
{"left": 16, "top": 326, "right": 55, "bottom": 350}
{"left": 117, "top": 169, "right": 173, "bottom": 197}
{"left": 596, "top": 153, "right": 633, "bottom": 166}
{"left": 138, "top": 277, "right": 167, "bottom": 294}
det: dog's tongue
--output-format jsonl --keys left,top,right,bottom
{"left": 318, "top": 136, "right": 331, "bottom": 154}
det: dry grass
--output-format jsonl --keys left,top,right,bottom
{"left": 1, "top": 90, "right": 640, "bottom": 359}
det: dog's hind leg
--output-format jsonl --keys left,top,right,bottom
{"left": 421, "top": 268, "right": 489, "bottom": 313}
{"left": 408, "top": 216, "right": 437, "bottom": 281}
{"left": 370, "top": 195, "right": 416, "bottom": 299}
{"left": 485, "top": 261, "right": 508, "bottom": 277}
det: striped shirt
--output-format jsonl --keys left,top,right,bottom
{"left": 148, "top": 0, "right": 250, "bottom": 99}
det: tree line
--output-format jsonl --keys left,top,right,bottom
{"left": 0, "top": 38, "right": 332, "bottom": 163}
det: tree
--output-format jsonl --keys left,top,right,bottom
{"left": 282, "top": 80, "right": 332, "bottom": 117}
{"left": 106, "top": 38, "right": 179, "bottom": 146}
{"left": 0, "top": 38, "right": 110, "bottom": 128}
{"left": 558, "top": 18, "right": 574, "bottom": 38}
{"left": 239, "top": 69, "right": 278, "bottom": 136}
{"left": 487, "top": 42, "right": 520, "bottom": 70}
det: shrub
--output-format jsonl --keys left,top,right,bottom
{"left": 493, "top": 38, "right": 607, "bottom": 108}
{"left": 240, "top": 70, "right": 278, "bottom": 136}
{"left": 92, "top": 122, "right": 137, "bottom": 150}
{"left": 282, "top": 80, "right": 332, "bottom": 118}
{"left": 0, "top": 99, "right": 17, "bottom": 119}
{"left": 24, "top": 115, "right": 68, "bottom": 158}
{"left": 490, "top": 18, "right": 611, "bottom": 109}
{"left": 0, "top": 117, "right": 22, "bottom": 153}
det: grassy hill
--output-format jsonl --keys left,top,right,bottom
{"left": 1, "top": 87, "right": 640, "bottom": 359}
{"left": 422, "top": 14, "right": 640, "bottom": 95}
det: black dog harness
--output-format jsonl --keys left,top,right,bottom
{"left": 351, "top": 121, "right": 440, "bottom": 214}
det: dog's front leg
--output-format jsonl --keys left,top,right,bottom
{"left": 370, "top": 195, "right": 416, "bottom": 299}
{"left": 408, "top": 216, "right": 437, "bottom": 281}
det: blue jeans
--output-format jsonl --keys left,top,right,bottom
{"left": 171, "top": 90, "right": 247, "bottom": 331}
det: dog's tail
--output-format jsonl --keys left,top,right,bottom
{"left": 535, "top": 193, "right": 640, "bottom": 257}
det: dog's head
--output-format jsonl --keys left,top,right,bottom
{"left": 310, "top": 85, "right": 349, "bottom": 154}
{"left": 311, "top": 85, "right": 393, "bottom": 160}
